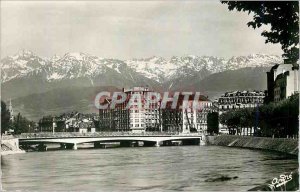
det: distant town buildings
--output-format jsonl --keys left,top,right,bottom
{"left": 38, "top": 113, "right": 97, "bottom": 133}
{"left": 266, "top": 63, "right": 299, "bottom": 103}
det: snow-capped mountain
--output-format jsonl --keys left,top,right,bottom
{"left": 1, "top": 51, "right": 162, "bottom": 100}
{"left": 125, "top": 55, "right": 226, "bottom": 82}
{"left": 1, "top": 51, "right": 283, "bottom": 120}
{"left": 1, "top": 50, "right": 47, "bottom": 82}
{"left": 1, "top": 51, "right": 152, "bottom": 85}
{"left": 225, "top": 54, "right": 283, "bottom": 70}
{"left": 45, "top": 52, "right": 108, "bottom": 82}
{"left": 1, "top": 51, "right": 283, "bottom": 84}
{"left": 126, "top": 54, "right": 282, "bottom": 82}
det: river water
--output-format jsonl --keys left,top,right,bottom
{"left": 1, "top": 146, "right": 298, "bottom": 191}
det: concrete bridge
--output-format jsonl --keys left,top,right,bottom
{"left": 17, "top": 132, "right": 203, "bottom": 150}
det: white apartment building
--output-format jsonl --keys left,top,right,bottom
{"left": 124, "top": 87, "right": 161, "bottom": 133}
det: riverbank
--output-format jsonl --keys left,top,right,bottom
{"left": 1, "top": 137, "right": 25, "bottom": 156}
{"left": 206, "top": 135, "right": 298, "bottom": 155}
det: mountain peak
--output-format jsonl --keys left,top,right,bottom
{"left": 8, "top": 50, "right": 36, "bottom": 60}
{"left": 63, "top": 52, "right": 89, "bottom": 60}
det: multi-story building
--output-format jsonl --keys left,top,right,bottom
{"left": 99, "top": 87, "right": 161, "bottom": 133}
{"left": 125, "top": 87, "right": 161, "bottom": 133}
{"left": 266, "top": 63, "right": 299, "bottom": 103}
{"left": 181, "top": 95, "right": 212, "bottom": 135}
{"left": 217, "top": 90, "right": 265, "bottom": 134}
{"left": 196, "top": 99, "right": 214, "bottom": 134}
{"left": 98, "top": 98, "right": 130, "bottom": 132}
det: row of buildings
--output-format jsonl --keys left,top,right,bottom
{"left": 98, "top": 87, "right": 213, "bottom": 134}
{"left": 97, "top": 87, "right": 272, "bottom": 135}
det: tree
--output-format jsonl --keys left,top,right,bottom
{"left": 207, "top": 112, "right": 219, "bottom": 135}
{"left": 220, "top": 110, "right": 240, "bottom": 135}
{"left": 1, "top": 101, "right": 11, "bottom": 134}
{"left": 222, "top": 1, "right": 299, "bottom": 63}
{"left": 13, "top": 113, "right": 32, "bottom": 134}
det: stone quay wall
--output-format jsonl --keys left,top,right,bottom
{"left": 206, "top": 135, "right": 298, "bottom": 155}
{"left": 1, "top": 137, "right": 25, "bottom": 155}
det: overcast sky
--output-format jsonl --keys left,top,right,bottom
{"left": 1, "top": 1, "right": 282, "bottom": 59}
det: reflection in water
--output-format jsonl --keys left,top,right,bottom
{"left": 2, "top": 146, "right": 298, "bottom": 191}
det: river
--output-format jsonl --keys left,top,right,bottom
{"left": 1, "top": 146, "right": 298, "bottom": 191}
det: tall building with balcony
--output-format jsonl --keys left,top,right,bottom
{"left": 124, "top": 87, "right": 161, "bottom": 133}
{"left": 99, "top": 87, "right": 161, "bottom": 133}
{"left": 217, "top": 90, "right": 265, "bottom": 134}
{"left": 218, "top": 91, "right": 265, "bottom": 113}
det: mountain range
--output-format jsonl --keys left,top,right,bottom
{"left": 1, "top": 50, "right": 283, "bottom": 120}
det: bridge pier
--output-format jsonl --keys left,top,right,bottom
{"left": 73, "top": 143, "right": 78, "bottom": 150}
{"left": 155, "top": 141, "right": 161, "bottom": 147}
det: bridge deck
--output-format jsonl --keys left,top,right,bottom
{"left": 17, "top": 132, "right": 203, "bottom": 147}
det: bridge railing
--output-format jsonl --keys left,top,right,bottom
{"left": 16, "top": 132, "right": 202, "bottom": 139}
